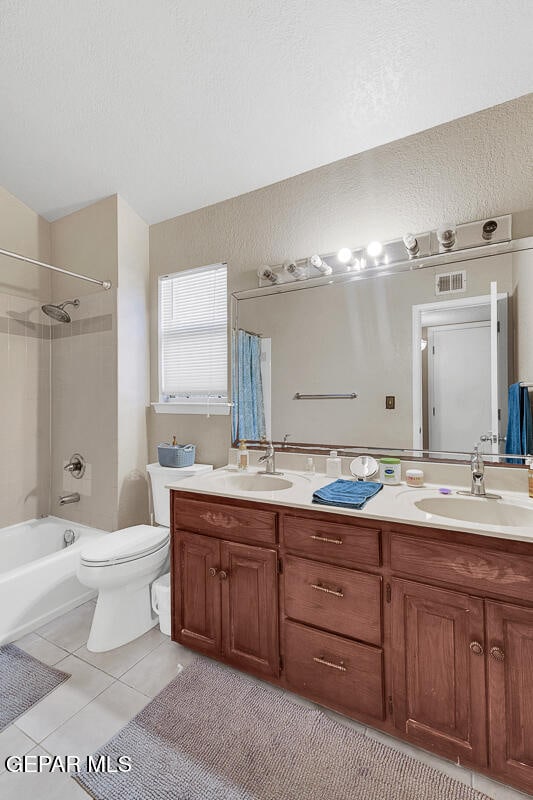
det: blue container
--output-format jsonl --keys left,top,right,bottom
{"left": 157, "top": 443, "right": 196, "bottom": 468}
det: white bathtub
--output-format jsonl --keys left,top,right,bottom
{"left": 0, "top": 516, "right": 105, "bottom": 644}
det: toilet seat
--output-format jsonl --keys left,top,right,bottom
{"left": 80, "top": 525, "right": 169, "bottom": 567}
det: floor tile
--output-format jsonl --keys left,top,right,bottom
{"left": 37, "top": 602, "right": 95, "bottom": 652}
{"left": 120, "top": 639, "right": 196, "bottom": 697}
{"left": 472, "top": 773, "right": 532, "bottom": 799}
{"left": 42, "top": 681, "right": 148, "bottom": 759}
{"left": 15, "top": 632, "right": 69, "bottom": 666}
{"left": 365, "top": 727, "right": 472, "bottom": 787}
{"left": 0, "top": 726, "right": 35, "bottom": 774}
{"left": 15, "top": 654, "right": 113, "bottom": 743}
{"left": 74, "top": 627, "right": 166, "bottom": 678}
{"left": 0, "top": 746, "right": 90, "bottom": 799}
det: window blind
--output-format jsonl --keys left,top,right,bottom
{"left": 159, "top": 263, "right": 227, "bottom": 403}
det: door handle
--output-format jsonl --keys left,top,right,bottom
{"left": 219, "top": 570, "right": 229, "bottom": 581}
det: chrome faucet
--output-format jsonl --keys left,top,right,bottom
{"left": 457, "top": 445, "right": 501, "bottom": 499}
{"left": 257, "top": 441, "right": 283, "bottom": 476}
{"left": 59, "top": 492, "right": 80, "bottom": 505}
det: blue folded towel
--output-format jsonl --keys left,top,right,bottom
{"left": 505, "top": 382, "right": 533, "bottom": 464}
{"left": 312, "top": 479, "right": 383, "bottom": 510}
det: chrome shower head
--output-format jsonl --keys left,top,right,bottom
{"left": 41, "top": 299, "right": 80, "bottom": 323}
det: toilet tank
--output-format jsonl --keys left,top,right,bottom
{"left": 146, "top": 462, "right": 213, "bottom": 527}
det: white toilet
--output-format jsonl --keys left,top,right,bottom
{"left": 78, "top": 462, "right": 213, "bottom": 652}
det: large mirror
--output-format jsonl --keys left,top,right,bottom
{"left": 232, "top": 246, "right": 533, "bottom": 463}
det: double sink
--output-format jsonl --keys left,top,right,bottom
{"left": 194, "top": 468, "right": 533, "bottom": 532}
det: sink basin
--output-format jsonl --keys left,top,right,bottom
{"left": 222, "top": 474, "right": 294, "bottom": 492}
{"left": 415, "top": 496, "right": 533, "bottom": 527}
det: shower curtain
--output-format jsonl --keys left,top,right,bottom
{"left": 232, "top": 329, "right": 266, "bottom": 443}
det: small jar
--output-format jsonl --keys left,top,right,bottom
{"left": 379, "top": 457, "right": 401, "bottom": 485}
{"left": 406, "top": 468, "right": 425, "bottom": 487}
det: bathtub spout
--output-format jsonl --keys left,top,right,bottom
{"left": 59, "top": 492, "right": 80, "bottom": 505}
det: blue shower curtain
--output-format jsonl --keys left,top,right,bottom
{"left": 232, "top": 330, "right": 266, "bottom": 442}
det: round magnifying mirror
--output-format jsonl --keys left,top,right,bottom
{"left": 350, "top": 455, "right": 379, "bottom": 481}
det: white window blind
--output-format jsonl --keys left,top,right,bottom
{"left": 159, "top": 263, "right": 228, "bottom": 406}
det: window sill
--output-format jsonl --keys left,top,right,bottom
{"left": 151, "top": 402, "right": 232, "bottom": 416}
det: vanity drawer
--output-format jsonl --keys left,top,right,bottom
{"left": 283, "top": 515, "right": 381, "bottom": 568}
{"left": 391, "top": 534, "right": 533, "bottom": 602}
{"left": 173, "top": 496, "right": 277, "bottom": 545}
{"left": 284, "top": 620, "right": 385, "bottom": 720}
{"left": 284, "top": 555, "right": 382, "bottom": 645}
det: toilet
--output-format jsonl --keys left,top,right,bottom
{"left": 78, "top": 461, "right": 213, "bottom": 652}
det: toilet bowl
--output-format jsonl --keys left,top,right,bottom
{"left": 77, "top": 461, "right": 213, "bottom": 652}
{"left": 78, "top": 525, "right": 169, "bottom": 652}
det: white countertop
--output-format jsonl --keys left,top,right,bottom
{"left": 167, "top": 466, "right": 533, "bottom": 544}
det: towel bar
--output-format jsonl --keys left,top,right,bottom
{"left": 294, "top": 393, "right": 357, "bottom": 400}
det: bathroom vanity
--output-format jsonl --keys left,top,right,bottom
{"left": 170, "top": 478, "right": 533, "bottom": 796}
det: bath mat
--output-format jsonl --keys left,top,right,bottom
{"left": 76, "top": 658, "right": 490, "bottom": 800}
{"left": 0, "top": 643, "right": 69, "bottom": 731}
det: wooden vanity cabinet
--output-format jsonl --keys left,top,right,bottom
{"left": 171, "top": 501, "right": 280, "bottom": 678}
{"left": 171, "top": 491, "right": 533, "bottom": 796}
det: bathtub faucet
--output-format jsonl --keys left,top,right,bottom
{"left": 59, "top": 492, "right": 80, "bottom": 505}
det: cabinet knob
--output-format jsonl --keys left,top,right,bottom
{"left": 490, "top": 646, "right": 505, "bottom": 662}
{"left": 219, "top": 570, "right": 228, "bottom": 580}
{"left": 208, "top": 567, "right": 218, "bottom": 577}
{"left": 469, "top": 641, "right": 484, "bottom": 656}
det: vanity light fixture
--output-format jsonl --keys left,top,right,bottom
{"left": 282, "top": 260, "right": 306, "bottom": 280}
{"left": 366, "top": 241, "right": 383, "bottom": 258}
{"left": 402, "top": 232, "right": 420, "bottom": 257}
{"left": 436, "top": 225, "right": 457, "bottom": 250}
{"left": 337, "top": 247, "right": 353, "bottom": 264}
{"left": 257, "top": 265, "right": 279, "bottom": 284}
{"left": 309, "top": 254, "right": 332, "bottom": 276}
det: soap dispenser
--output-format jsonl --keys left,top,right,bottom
{"left": 238, "top": 440, "right": 249, "bottom": 471}
{"left": 326, "top": 450, "right": 342, "bottom": 478}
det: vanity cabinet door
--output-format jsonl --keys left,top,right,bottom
{"left": 172, "top": 530, "right": 222, "bottom": 657}
{"left": 220, "top": 541, "right": 279, "bottom": 679}
{"left": 486, "top": 600, "right": 533, "bottom": 793}
{"left": 392, "top": 578, "right": 487, "bottom": 767}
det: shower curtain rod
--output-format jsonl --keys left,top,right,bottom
{"left": 0, "top": 247, "right": 112, "bottom": 289}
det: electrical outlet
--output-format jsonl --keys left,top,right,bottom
{"left": 386, "top": 395, "right": 395, "bottom": 410}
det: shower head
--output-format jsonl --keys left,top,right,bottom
{"left": 41, "top": 299, "right": 80, "bottom": 323}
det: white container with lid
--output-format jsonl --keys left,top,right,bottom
{"left": 379, "top": 457, "right": 401, "bottom": 485}
{"left": 326, "top": 450, "right": 342, "bottom": 478}
{"left": 406, "top": 468, "right": 425, "bottom": 487}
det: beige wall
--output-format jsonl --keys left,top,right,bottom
{"left": 0, "top": 187, "right": 51, "bottom": 525}
{"left": 116, "top": 197, "right": 150, "bottom": 528}
{"left": 50, "top": 197, "right": 119, "bottom": 530}
{"left": 149, "top": 94, "right": 533, "bottom": 467}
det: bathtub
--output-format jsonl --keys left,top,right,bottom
{"left": 0, "top": 516, "right": 105, "bottom": 644}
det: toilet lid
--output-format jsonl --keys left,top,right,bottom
{"left": 80, "top": 525, "right": 169, "bottom": 566}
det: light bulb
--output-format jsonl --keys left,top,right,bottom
{"left": 402, "top": 233, "right": 419, "bottom": 257}
{"left": 437, "top": 225, "right": 456, "bottom": 250}
{"left": 282, "top": 260, "right": 306, "bottom": 280}
{"left": 366, "top": 241, "right": 383, "bottom": 258}
{"left": 309, "top": 254, "right": 332, "bottom": 275}
{"left": 337, "top": 248, "right": 353, "bottom": 264}
{"left": 257, "top": 265, "right": 278, "bottom": 284}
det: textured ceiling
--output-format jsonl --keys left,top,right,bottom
{"left": 0, "top": 0, "right": 532, "bottom": 224}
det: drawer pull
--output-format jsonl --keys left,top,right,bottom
{"left": 313, "top": 655, "right": 347, "bottom": 672}
{"left": 311, "top": 583, "right": 344, "bottom": 598}
{"left": 310, "top": 534, "right": 343, "bottom": 545}
{"left": 490, "top": 646, "right": 505, "bottom": 662}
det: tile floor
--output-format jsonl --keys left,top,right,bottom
{"left": 0, "top": 599, "right": 531, "bottom": 799}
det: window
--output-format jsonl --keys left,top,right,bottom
{"left": 157, "top": 263, "right": 228, "bottom": 414}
